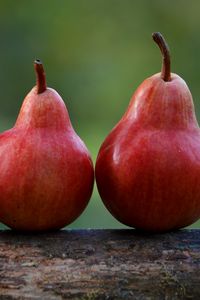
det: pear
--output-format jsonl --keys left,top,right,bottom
{"left": 95, "top": 32, "right": 200, "bottom": 232}
{"left": 0, "top": 60, "right": 94, "bottom": 231}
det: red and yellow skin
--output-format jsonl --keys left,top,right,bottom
{"left": 95, "top": 33, "right": 200, "bottom": 232}
{"left": 0, "top": 60, "right": 94, "bottom": 231}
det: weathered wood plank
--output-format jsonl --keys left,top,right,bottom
{"left": 0, "top": 229, "right": 199, "bottom": 299}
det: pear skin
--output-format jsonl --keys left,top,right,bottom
{"left": 0, "top": 60, "right": 94, "bottom": 231}
{"left": 95, "top": 33, "right": 200, "bottom": 232}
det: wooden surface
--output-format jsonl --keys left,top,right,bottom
{"left": 0, "top": 229, "right": 199, "bottom": 299}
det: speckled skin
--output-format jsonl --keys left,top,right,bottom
{"left": 95, "top": 73, "right": 200, "bottom": 232}
{"left": 0, "top": 87, "right": 94, "bottom": 231}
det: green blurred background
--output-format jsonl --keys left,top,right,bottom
{"left": 0, "top": 0, "right": 200, "bottom": 229}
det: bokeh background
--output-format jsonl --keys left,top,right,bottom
{"left": 0, "top": 0, "right": 200, "bottom": 229}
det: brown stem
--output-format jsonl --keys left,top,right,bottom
{"left": 152, "top": 32, "right": 171, "bottom": 82}
{"left": 34, "top": 59, "right": 47, "bottom": 94}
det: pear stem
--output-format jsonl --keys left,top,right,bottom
{"left": 34, "top": 59, "right": 47, "bottom": 94}
{"left": 152, "top": 32, "right": 171, "bottom": 82}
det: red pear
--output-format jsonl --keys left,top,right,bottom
{"left": 95, "top": 32, "right": 200, "bottom": 232}
{"left": 0, "top": 60, "right": 94, "bottom": 231}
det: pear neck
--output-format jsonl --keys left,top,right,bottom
{"left": 15, "top": 87, "right": 72, "bottom": 131}
{"left": 125, "top": 75, "right": 198, "bottom": 131}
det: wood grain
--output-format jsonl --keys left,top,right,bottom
{"left": 0, "top": 229, "right": 199, "bottom": 299}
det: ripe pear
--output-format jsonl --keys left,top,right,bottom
{"left": 95, "top": 32, "right": 200, "bottom": 232}
{"left": 0, "top": 60, "right": 94, "bottom": 231}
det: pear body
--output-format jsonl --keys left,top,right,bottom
{"left": 0, "top": 87, "right": 94, "bottom": 231}
{"left": 95, "top": 74, "right": 200, "bottom": 232}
